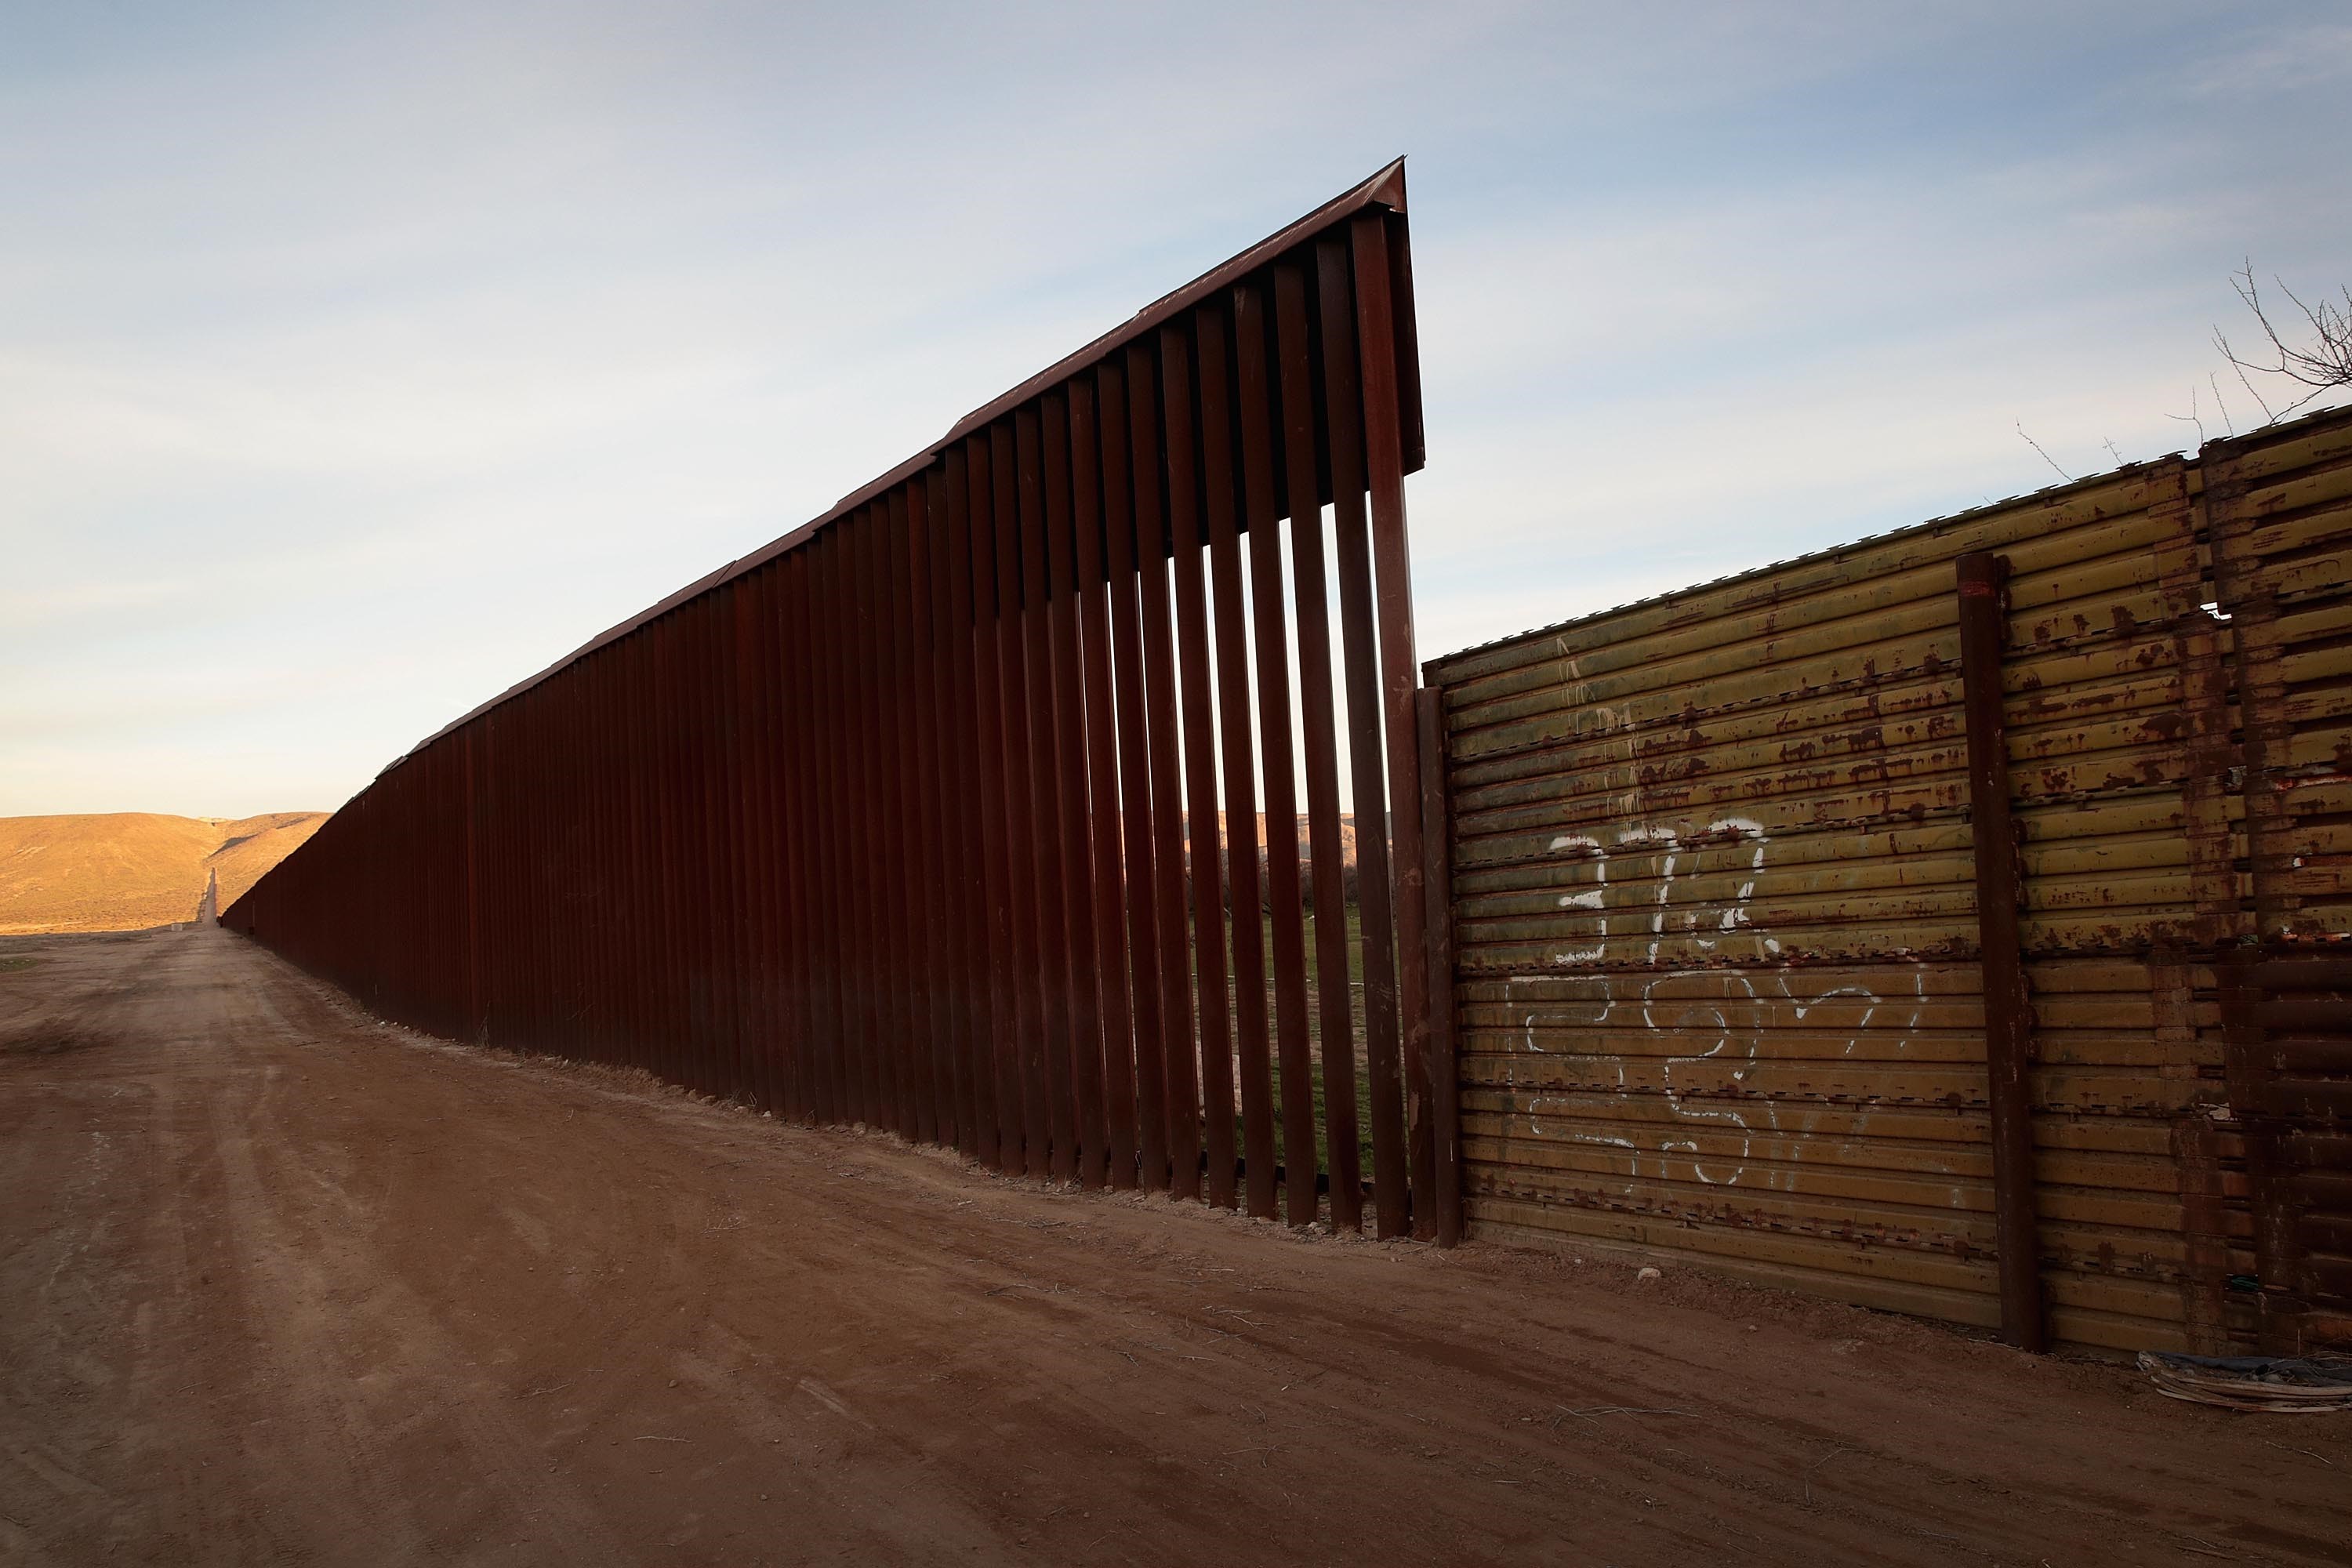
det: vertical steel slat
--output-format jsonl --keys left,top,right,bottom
{"left": 643, "top": 622, "right": 675, "bottom": 1083}
{"left": 946, "top": 457, "right": 998, "bottom": 1165}
{"left": 1234, "top": 278, "right": 1319, "bottom": 1227}
{"left": 757, "top": 564, "right": 794, "bottom": 1116}
{"left": 1097, "top": 358, "right": 1171, "bottom": 1193}
{"left": 737, "top": 570, "right": 776, "bottom": 1112}
{"left": 771, "top": 564, "right": 805, "bottom": 1112}
{"left": 604, "top": 644, "right": 633, "bottom": 1067}
{"left": 610, "top": 642, "right": 641, "bottom": 1072}
{"left": 795, "top": 550, "right": 846, "bottom": 1126}
{"left": 958, "top": 438, "right": 1016, "bottom": 1174}
{"left": 904, "top": 477, "right": 954, "bottom": 1148}
{"left": 678, "top": 603, "right": 717, "bottom": 1092}
{"left": 815, "top": 529, "right": 862, "bottom": 1125}
{"left": 687, "top": 597, "right": 721, "bottom": 1089}
{"left": 855, "top": 507, "right": 898, "bottom": 1131}
{"left": 1414, "top": 686, "right": 1463, "bottom": 1248}
{"left": 710, "top": 585, "right": 747, "bottom": 1103}
{"left": 868, "top": 505, "right": 909, "bottom": 1133}
{"left": 723, "top": 583, "right": 761, "bottom": 1106}
{"left": 498, "top": 702, "right": 525, "bottom": 1052}
{"left": 948, "top": 459, "right": 996, "bottom": 1160}
{"left": 662, "top": 612, "right": 694, "bottom": 1088}
{"left": 1197, "top": 299, "right": 1279, "bottom": 1221}
{"left": 883, "top": 488, "right": 935, "bottom": 1145}
{"left": 686, "top": 597, "right": 725, "bottom": 1095}
{"left": 462, "top": 725, "right": 481, "bottom": 1045}
{"left": 919, "top": 466, "right": 975, "bottom": 1156}
{"left": 1072, "top": 377, "right": 1140, "bottom": 1189}
{"left": 839, "top": 514, "right": 875, "bottom": 1124}
{"left": 1351, "top": 210, "right": 1434, "bottom": 1239}
{"left": 1128, "top": 341, "right": 1202, "bottom": 1201}
{"left": 781, "top": 555, "right": 822, "bottom": 1122}
{"left": 1020, "top": 405, "right": 1081, "bottom": 1183}
{"left": 666, "top": 613, "right": 697, "bottom": 1090}
{"left": 487, "top": 706, "right": 507, "bottom": 1049}
{"left": 554, "top": 663, "right": 589, "bottom": 1062}
{"left": 862, "top": 503, "right": 909, "bottom": 1136}
{"left": 1046, "top": 391, "right": 1111, "bottom": 1189}
{"left": 609, "top": 645, "right": 637, "bottom": 1070}
{"left": 902, "top": 485, "right": 948, "bottom": 1144}
{"left": 1956, "top": 550, "right": 2048, "bottom": 1354}
{"left": 561, "top": 660, "right": 595, "bottom": 1062}
{"left": 1160, "top": 323, "right": 1234, "bottom": 1208}
{"left": 1274, "top": 258, "right": 1363, "bottom": 1232}
{"left": 993, "top": 421, "right": 1053, "bottom": 1181}
{"left": 745, "top": 568, "right": 786, "bottom": 1115}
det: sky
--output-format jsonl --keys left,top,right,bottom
{"left": 5, "top": 2, "right": 2350, "bottom": 818}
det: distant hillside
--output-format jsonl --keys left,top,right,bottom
{"left": 1218, "top": 813, "right": 1358, "bottom": 866}
{"left": 0, "top": 811, "right": 326, "bottom": 935}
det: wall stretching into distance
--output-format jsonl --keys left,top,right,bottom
{"left": 1425, "top": 405, "right": 2352, "bottom": 1356}
{"left": 227, "top": 163, "right": 1468, "bottom": 1241}
{"left": 233, "top": 156, "right": 2350, "bottom": 1352}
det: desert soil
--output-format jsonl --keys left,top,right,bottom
{"left": 0, "top": 812, "right": 325, "bottom": 935}
{"left": 3, "top": 927, "right": 2345, "bottom": 1567}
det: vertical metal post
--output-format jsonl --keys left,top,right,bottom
{"left": 1416, "top": 686, "right": 1463, "bottom": 1247}
{"left": 1073, "top": 378, "right": 1142, "bottom": 1190}
{"left": 1233, "top": 280, "right": 1317, "bottom": 1227}
{"left": 1044, "top": 393, "right": 1109, "bottom": 1189}
{"left": 1099, "top": 358, "right": 1174, "bottom": 1194}
{"left": 1955, "top": 550, "right": 2046, "bottom": 1353}
{"left": 1319, "top": 233, "right": 1408, "bottom": 1238}
{"left": 1199, "top": 299, "right": 1279, "bottom": 1221}
{"left": 1276, "top": 259, "right": 1363, "bottom": 1233}
{"left": 1163, "top": 323, "right": 1238, "bottom": 1210}
{"left": 1133, "top": 337, "right": 1207, "bottom": 1203}
{"left": 1352, "top": 211, "right": 1433, "bottom": 1238}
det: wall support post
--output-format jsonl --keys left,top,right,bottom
{"left": 1955, "top": 551, "right": 2047, "bottom": 1352}
{"left": 1416, "top": 685, "right": 1464, "bottom": 1246}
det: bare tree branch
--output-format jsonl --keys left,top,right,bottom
{"left": 2015, "top": 419, "right": 2071, "bottom": 481}
{"left": 2209, "top": 372, "right": 2235, "bottom": 437}
{"left": 2214, "top": 260, "right": 2352, "bottom": 426}
{"left": 2165, "top": 383, "right": 2205, "bottom": 448}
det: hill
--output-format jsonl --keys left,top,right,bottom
{"left": 0, "top": 811, "right": 327, "bottom": 935}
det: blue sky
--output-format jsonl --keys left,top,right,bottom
{"left": 5, "top": 2, "right": 2348, "bottom": 816}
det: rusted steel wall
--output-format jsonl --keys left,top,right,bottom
{"left": 227, "top": 165, "right": 1455, "bottom": 1236}
{"left": 1425, "top": 404, "right": 2352, "bottom": 1354}
{"left": 2210, "top": 411, "right": 2352, "bottom": 1352}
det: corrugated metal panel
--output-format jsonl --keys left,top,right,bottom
{"left": 2225, "top": 955, "right": 2352, "bottom": 1352}
{"left": 1428, "top": 404, "right": 2352, "bottom": 1354}
{"left": 2211, "top": 412, "right": 2352, "bottom": 938}
{"left": 2209, "top": 408, "right": 2352, "bottom": 1351}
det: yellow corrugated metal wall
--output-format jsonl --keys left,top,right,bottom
{"left": 1427, "top": 405, "right": 2352, "bottom": 1354}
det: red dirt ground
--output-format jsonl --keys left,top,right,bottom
{"left": 2, "top": 927, "right": 2344, "bottom": 1566}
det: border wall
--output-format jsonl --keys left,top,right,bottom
{"left": 228, "top": 165, "right": 1462, "bottom": 1240}
{"left": 1425, "top": 405, "right": 2352, "bottom": 1355}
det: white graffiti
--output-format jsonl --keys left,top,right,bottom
{"left": 1509, "top": 816, "right": 1933, "bottom": 1194}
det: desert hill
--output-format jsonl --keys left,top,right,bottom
{"left": 0, "top": 811, "right": 327, "bottom": 935}
{"left": 1217, "top": 813, "right": 1358, "bottom": 865}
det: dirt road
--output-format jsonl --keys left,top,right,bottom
{"left": 2, "top": 928, "right": 2344, "bottom": 1566}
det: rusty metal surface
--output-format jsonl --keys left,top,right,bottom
{"left": 224, "top": 172, "right": 1436, "bottom": 1235}
{"left": 1424, "top": 405, "right": 2352, "bottom": 1353}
